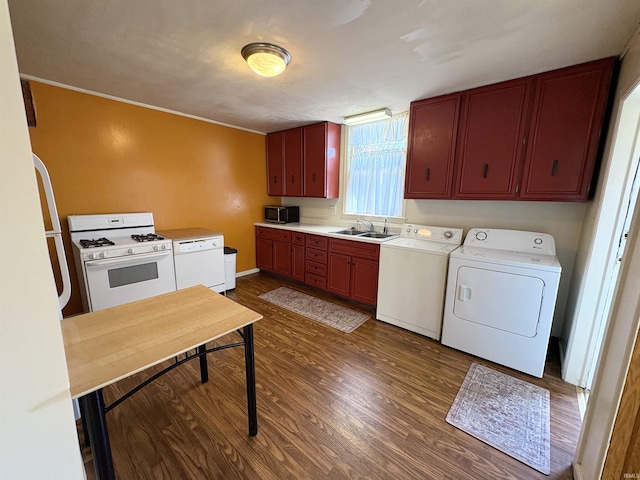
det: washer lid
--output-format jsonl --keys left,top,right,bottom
{"left": 451, "top": 245, "right": 561, "bottom": 271}
{"left": 383, "top": 237, "right": 461, "bottom": 254}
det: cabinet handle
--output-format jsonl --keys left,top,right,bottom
{"left": 273, "top": 176, "right": 277, "bottom": 184}
{"left": 483, "top": 164, "right": 489, "bottom": 178}
{"left": 291, "top": 175, "right": 295, "bottom": 183}
{"left": 425, "top": 168, "right": 430, "bottom": 181}
{"left": 312, "top": 173, "right": 316, "bottom": 182}
{"left": 551, "top": 159, "right": 559, "bottom": 177}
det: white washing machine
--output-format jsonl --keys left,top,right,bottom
{"left": 441, "top": 228, "right": 561, "bottom": 377}
{"left": 377, "top": 224, "right": 463, "bottom": 340}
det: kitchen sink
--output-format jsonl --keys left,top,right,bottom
{"left": 332, "top": 229, "right": 396, "bottom": 239}
{"left": 359, "top": 232, "right": 395, "bottom": 238}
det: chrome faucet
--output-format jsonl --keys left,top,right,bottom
{"left": 383, "top": 218, "right": 388, "bottom": 234}
{"left": 356, "top": 219, "right": 375, "bottom": 232}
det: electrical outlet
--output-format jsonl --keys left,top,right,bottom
{"left": 329, "top": 205, "right": 336, "bottom": 215}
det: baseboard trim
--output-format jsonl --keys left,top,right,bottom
{"left": 237, "top": 268, "right": 259, "bottom": 278}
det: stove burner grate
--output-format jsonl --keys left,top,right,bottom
{"left": 79, "top": 238, "right": 115, "bottom": 248}
{"left": 131, "top": 233, "right": 165, "bottom": 242}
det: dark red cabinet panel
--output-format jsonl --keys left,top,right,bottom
{"left": 266, "top": 132, "right": 284, "bottom": 196}
{"left": 256, "top": 237, "right": 273, "bottom": 270}
{"left": 404, "top": 57, "right": 615, "bottom": 202}
{"left": 266, "top": 128, "right": 302, "bottom": 197}
{"left": 303, "top": 122, "right": 341, "bottom": 198}
{"left": 283, "top": 128, "right": 303, "bottom": 197}
{"left": 350, "top": 257, "right": 379, "bottom": 306}
{"left": 266, "top": 122, "right": 341, "bottom": 198}
{"left": 327, "top": 252, "right": 352, "bottom": 298}
{"left": 520, "top": 57, "right": 616, "bottom": 201}
{"left": 405, "top": 93, "right": 461, "bottom": 199}
{"left": 292, "top": 244, "right": 305, "bottom": 282}
{"left": 255, "top": 226, "right": 291, "bottom": 276}
{"left": 453, "top": 78, "right": 531, "bottom": 199}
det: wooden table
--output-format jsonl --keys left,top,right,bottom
{"left": 62, "top": 285, "right": 262, "bottom": 480}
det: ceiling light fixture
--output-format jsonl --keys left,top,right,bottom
{"left": 241, "top": 42, "right": 291, "bottom": 77}
{"left": 343, "top": 108, "right": 393, "bottom": 125}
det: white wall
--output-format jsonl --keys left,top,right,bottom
{"left": 0, "top": 1, "right": 84, "bottom": 478}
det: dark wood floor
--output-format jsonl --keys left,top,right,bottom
{"left": 80, "top": 273, "right": 581, "bottom": 479}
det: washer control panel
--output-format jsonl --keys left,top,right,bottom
{"left": 464, "top": 228, "right": 556, "bottom": 255}
{"left": 400, "top": 224, "right": 463, "bottom": 244}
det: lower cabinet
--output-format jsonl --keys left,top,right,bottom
{"left": 255, "top": 227, "right": 291, "bottom": 277}
{"left": 327, "top": 238, "right": 380, "bottom": 307}
{"left": 255, "top": 226, "right": 380, "bottom": 307}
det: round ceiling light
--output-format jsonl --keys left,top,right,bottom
{"left": 241, "top": 42, "right": 291, "bottom": 77}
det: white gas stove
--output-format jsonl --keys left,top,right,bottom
{"left": 68, "top": 212, "right": 176, "bottom": 312}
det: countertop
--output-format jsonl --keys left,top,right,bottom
{"left": 254, "top": 222, "right": 399, "bottom": 244}
{"left": 157, "top": 228, "right": 224, "bottom": 240}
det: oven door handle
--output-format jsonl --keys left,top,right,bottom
{"left": 85, "top": 250, "right": 172, "bottom": 267}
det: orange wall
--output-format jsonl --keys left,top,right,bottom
{"left": 28, "top": 81, "right": 270, "bottom": 316}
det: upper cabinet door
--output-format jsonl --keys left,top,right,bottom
{"left": 405, "top": 93, "right": 461, "bottom": 199}
{"left": 453, "top": 78, "right": 532, "bottom": 199}
{"left": 304, "top": 122, "right": 341, "bottom": 198}
{"left": 266, "top": 132, "right": 284, "bottom": 196}
{"left": 283, "top": 128, "right": 303, "bottom": 197}
{"left": 520, "top": 57, "right": 616, "bottom": 201}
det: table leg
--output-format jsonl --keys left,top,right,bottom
{"left": 198, "top": 344, "right": 209, "bottom": 384}
{"left": 80, "top": 390, "right": 115, "bottom": 480}
{"left": 243, "top": 324, "right": 258, "bottom": 436}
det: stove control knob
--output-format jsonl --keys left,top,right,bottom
{"left": 99, "top": 252, "right": 106, "bottom": 258}
{"left": 414, "top": 229, "right": 418, "bottom": 233}
{"left": 128, "top": 248, "right": 134, "bottom": 254}
{"left": 405, "top": 226, "right": 411, "bottom": 233}
{"left": 87, "top": 253, "right": 95, "bottom": 260}
{"left": 161, "top": 244, "right": 167, "bottom": 250}
{"left": 153, "top": 245, "right": 159, "bottom": 251}
{"left": 444, "top": 231, "right": 453, "bottom": 239}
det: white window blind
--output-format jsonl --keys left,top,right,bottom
{"left": 345, "top": 112, "right": 409, "bottom": 217}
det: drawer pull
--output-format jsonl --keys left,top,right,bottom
{"left": 551, "top": 159, "right": 559, "bottom": 177}
{"left": 425, "top": 168, "right": 430, "bottom": 181}
{"left": 483, "top": 163, "right": 489, "bottom": 178}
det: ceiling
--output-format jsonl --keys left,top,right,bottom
{"left": 8, "top": 1, "right": 640, "bottom": 134}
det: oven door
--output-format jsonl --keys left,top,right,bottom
{"left": 83, "top": 251, "right": 176, "bottom": 311}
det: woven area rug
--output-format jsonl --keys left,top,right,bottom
{"left": 446, "top": 363, "right": 551, "bottom": 475}
{"left": 258, "top": 287, "right": 369, "bottom": 333}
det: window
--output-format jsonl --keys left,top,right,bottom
{"left": 344, "top": 112, "right": 409, "bottom": 217}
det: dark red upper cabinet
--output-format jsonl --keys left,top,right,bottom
{"left": 303, "top": 122, "right": 341, "bottom": 198}
{"left": 453, "top": 78, "right": 532, "bottom": 199}
{"left": 266, "top": 122, "right": 340, "bottom": 198}
{"left": 520, "top": 57, "right": 616, "bottom": 201}
{"left": 404, "top": 93, "right": 461, "bottom": 199}
{"left": 266, "top": 132, "right": 284, "bottom": 196}
{"left": 266, "top": 127, "right": 303, "bottom": 197}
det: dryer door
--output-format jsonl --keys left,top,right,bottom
{"left": 452, "top": 266, "right": 544, "bottom": 337}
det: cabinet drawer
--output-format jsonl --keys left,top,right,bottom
{"left": 305, "top": 272, "right": 327, "bottom": 289}
{"left": 292, "top": 232, "right": 306, "bottom": 245}
{"left": 328, "top": 238, "right": 380, "bottom": 260}
{"left": 256, "top": 226, "right": 291, "bottom": 242}
{"left": 306, "top": 248, "right": 327, "bottom": 264}
{"left": 306, "top": 260, "right": 327, "bottom": 277}
{"left": 306, "top": 234, "right": 328, "bottom": 250}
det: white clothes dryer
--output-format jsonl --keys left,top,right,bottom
{"left": 441, "top": 228, "right": 561, "bottom": 377}
{"left": 377, "top": 224, "right": 463, "bottom": 340}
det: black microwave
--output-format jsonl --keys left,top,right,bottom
{"left": 264, "top": 205, "right": 300, "bottom": 224}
